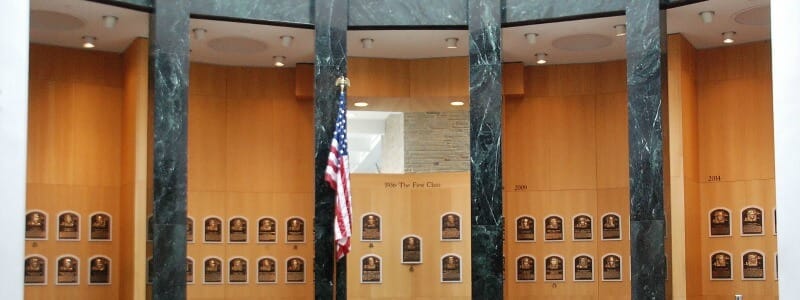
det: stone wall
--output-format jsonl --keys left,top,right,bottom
{"left": 404, "top": 111, "right": 469, "bottom": 173}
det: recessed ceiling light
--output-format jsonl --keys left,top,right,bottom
{"left": 450, "top": 101, "right": 465, "bottom": 106}
{"left": 273, "top": 56, "right": 286, "bottom": 67}
{"left": 280, "top": 35, "right": 294, "bottom": 47}
{"left": 102, "top": 16, "right": 118, "bottom": 29}
{"left": 524, "top": 33, "right": 538, "bottom": 45}
{"left": 614, "top": 24, "right": 626, "bottom": 37}
{"left": 535, "top": 53, "right": 548, "bottom": 64}
{"left": 354, "top": 101, "right": 369, "bottom": 107}
{"left": 192, "top": 28, "right": 206, "bottom": 40}
{"left": 699, "top": 11, "right": 715, "bottom": 24}
{"left": 82, "top": 36, "right": 96, "bottom": 48}
{"left": 445, "top": 38, "right": 459, "bottom": 49}
{"left": 722, "top": 31, "right": 736, "bottom": 44}
{"left": 361, "top": 38, "right": 374, "bottom": 49}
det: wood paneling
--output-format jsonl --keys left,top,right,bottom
{"left": 349, "top": 57, "right": 410, "bottom": 98}
{"left": 409, "top": 57, "right": 469, "bottom": 100}
{"left": 502, "top": 62, "right": 524, "bottom": 97}
{"left": 294, "top": 63, "right": 314, "bottom": 101}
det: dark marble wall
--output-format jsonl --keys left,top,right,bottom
{"left": 349, "top": 0, "right": 466, "bottom": 27}
{"left": 625, "top": 0, "right": 667, "bottom": 299}
{"left": 149, "top": 0, "right": 190, "bottom": 299}
{"left": 468, "top": 0, "right": 504, "bottom": 298}
{"left": 503, "top": 0, "right": 625, "bottom": 24}
{"left": 189, "top": 0, "right": 313, "bottom": 26}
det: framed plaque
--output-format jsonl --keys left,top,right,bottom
{"left": 361, "top": 213, "right": 382, "bottom": 241}
{"left": 572, "top": 214, "right": 593, "bottom": 241}
{"left": 228, "top": 257, "right": 248, "bottom": 284}
{"left": 545, "top": 255, "right": 564, "bottom": 281}
{"left": 24, "top": 255, "right": 46, "bottom": 285}
{"left": 574, "top": 255, "right": 594, "bottom": 281}
{"left": 89, "top": 256, "right": 111, "bottom": 285}
{"left": 187, "top": 217, "right": 194, "bottom": 243}
{"left": 544, "top": 215, "right": 563, "bottom": 241}
{"left": 515, "top": 216, "right": 535, "bottom": 242}
{"left": 286, "top": 217, "right": 305, "bottom": 243}
{"left": 286, "top": 257, "right": 305, "bottom": 283}
{"left": 441, "top": 213, "right": 461, "bottom": 241}
{"left": 441, "top": 254, "right": 461, "bottom": 282}
{"left": 775, "top": 253, "right": 779, "bottom": 280}
{"left": 601, "top": 213, "right": 621, "bottom": 240}
{"left": 203, "top": 216, "right": 223, "bottom": 243}
{"left": 516, "top": 255, "right": 535, "bottom": 282}
{"left": 147, "top": 214, "right": 153, "bottom": 241}
{"left": 228, "top": 217, "right": 248, "bottom": 243}
{"left": 258, "top": 217, "right": 277, "bottom": 243}
{"left": 25, "top": 210, "right": 47, "bottom": 240}
{"left": 56, "top": 255, "right": 79, "bottom": 285}
{"left": 257, "top": 257, "right": 277, "bottom": 283}
{"left": 203, "top": 257, "right": 223, "bottom": 284}
{"left": 187, "top": 257, "right": 194, "bottom": 284}
{"left": 401, "top": 235, "right": 422, "bottom": 264}
{"left": 601, "top": 254, "right": 622, "bottom": 281}
{"left": 773, "top": 208, "right": 777, "bottom": 235}
{"left": 361, "top": 255, "right": 382, "bottom": 283}
{"left": 741, "top": 207, "right": 763, "bottom": 235}
{"left": 742, "top": 251, "right": 765, "bottom": 280}
{"left": 89, "top": 212, "right": 111, "bottom": 241}
{"left": 709, "top": 208, "right": 731, "bottom": 237}
{"left": 710, "top": 251, "right": 732, "bottom": 280}
{"left": 57, "top": 211, "right": 80, "bottom": 241}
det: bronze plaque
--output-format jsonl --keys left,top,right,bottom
{"left": 516, "top": 256, "right": 535, "bottom": 282}
{"left": 573, "top": 215, "right": 593, "bottom": 241}
{"left": 24, "top": 256, "right": 46, "bottom": 285}
{"left": 229, "top": 258, "right": 248, "bottom": 283}
{"left": 361, "top": 255, "right": 381, "bottom": 283}
{"left": 204, "top": 217, "right": 222, "bottom": 243}
{"left": 57, "top": 256, "right": 79, "bottom": 285}
{"left": 441, "top": 255, "right": 461, "bottom": 282}
{"left": 58, "top": 212, "right": 79, "bottom": 240}
{"left": 229, "top": 217, "right": 248, "bottom": 243}
{"left": 709, "top": 209, "right": 731, "bottom": 236}
{"left": 258, "top": 258, "right": 277, "bottom": 283}
{"left": 574, "top": 255, "right": 594, "bottom": 281}
{"left": 401, "top": 236, "right": 422, "bottom": 264}
{"left": 516, "top": 216, "right": 535, "bottom": 241}
{"left": 286, "top": 258, "right": 305, "bottom": 283}
{"left": 545, "top": 216, "right": 563, "bottom": 241}
{"left": 90, "top": 213, "right": 111, "bottom": 241}
{"left": 187, "top": 217, "right": 194, "bottom": 242}
{"left": 545, "top": 256, "right": 564, "bottom": 281}
{"left": 186, "top": 258, "right": 194, "bottom": 284}
{"left": 25, "top": 211, "right": 46, "bottom": 240}
{"left": 741, "top": 207, "right": 763, "bottom": 235}
{"left": 602, "top": 255, "right": 621, "bottom": 281}
{"left": 441, "top": 213, "right": 461, "bottom": 240}
{"left": 602, "top": 214, "right": 621, "bottom": 240}
{"left": 743, "top": 252, "right": 764, "bottom": 280}
{"left": 711, "top": 252, "right": 732, "bottom": 280}
{"left": 258, "top": 217, "right": 277, "bottom": 243}
{"left": 361, "top": 214, "right": 381, "bottom": 241}
{"left": 204, "top": 258, "right": 222, "bottom": 283}
{"left": 286, "top": 218, "right": 305, "bottom": 243}
{"left": 89, "top": 257, "right": 110, "bottom": 284}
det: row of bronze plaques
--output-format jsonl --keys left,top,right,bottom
{"left": 514, "top": 254, "right": 623, "bottom": 282}
{"left": 24, "top": 255, "right": 110, "bottom": 285}
{"left": 708, "top": 207, "right": 776, "bottom": 236}
{"left": 358, "top": 254, "right": 464, "bottom": 283}
{"left": 147, "top": 256, "right": 306, "bottom": 284}
{"left": 147, "top": 216, "right": 305, "bottom": 244}
{"left": 361, "top": 212, "right": 462, "bottom": 241}
{"left": 710, "top": 251, "right": 777, "bottom": 281}
{"left": 25, "top": 210, "right": 110, "bottom": 241}
{"left": 512, "top": 213, "right": 622, "bottom": 242}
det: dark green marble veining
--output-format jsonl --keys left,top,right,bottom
{"left": 190, "top": 0, "right": 312, "bottom": 26}
{"left": 349, "top": 0, "right": 466, "bottom": 27}
{"left": 503, "top": 0, "right": 625, "bottom": 24}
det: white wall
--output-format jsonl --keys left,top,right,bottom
{"left": 773, "top": 1, "right": 800, "bottom": 298}
{"left": 0, "top": 1, "right": 28, "bottom": 299}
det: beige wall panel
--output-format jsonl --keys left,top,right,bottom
{"left": 502, "top": 62, "right": 524, "bottom": 97}
{"left": 294, "top": 63, "right": 314, "bottom": 101}
{"left": 188, "top": 94, "right": 228, "bottom": 192}
{"left": 695, "top": 41, "right": 771, "bottom": 84}
{"left": 189, "top": 63, "right": 227, "bottom": 97}
{"left": 503, "top": 95, "right": 551, "bottom": 190}
{"left": 545, "top": 95, "right": 598, "bottom": 190}
{"left": 595, "top": 92, "right": 629, "bottom": 189}
{"left": 348, "top": 57, "right": 410, "bottom": 98}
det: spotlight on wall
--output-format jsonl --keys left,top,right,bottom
{"left": 535, "top": 53, "right": 548, "bottom": 64}
{"left": 192, "top": 28, "right": 207, "bottom": 40}
{"left": 102, "top": 15, "right": 118, "bottom": 29}
{"left": 273, "top": 56, "right": 286, "bottom": 67}
{"left": 524, "top": 33, "right": 538, "bottom": 45}
{"left": 699, "top": 11, "right": 715, "bottom": 24}
{"left": 722, "top": 31, "right": 736, "bottom": 44}
{"left": 361, "top": 38, "right": 374, "bottom": 49}
{"left": 450, "top": 101, "right": 465, "bottom": 106}
{"left": 445, "top": 38, "right": 459, "bottom": 49}
{"left": 280, "top": 35, "right": 294, "bottom": 47}
{"left": 354, "top": 101, "right": 369, "bottom": 107}
{"left": 82, "top": 36, "right": 96, "bottom": 49}
{"left": 614, "top": 24, "right": 627, "bottom": 37}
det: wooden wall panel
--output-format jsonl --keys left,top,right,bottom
{"left": 348, "top": 57, "right": 410, "bottom": 98}
{"left": 502, "top": 62, "right": 524, "bottom": 97}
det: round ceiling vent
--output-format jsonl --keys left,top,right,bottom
{"left": 30, "top": 10, "right": 85, "bottom": 31}
{"left": 552, "top": 34, "right": 613, "bottom": 51}
{"left": 734, "top": 5, "right": 770, "bottom": 26}
{"left": 207, "top": 37, "right": 267, "bottom": 54}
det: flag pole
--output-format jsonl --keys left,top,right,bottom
{"left": 332, "top": 75, "right": 349, "bottom": 300}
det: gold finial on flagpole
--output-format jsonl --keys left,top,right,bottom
{"left": 335, "top": 76, "right": 350, "bottom": 93}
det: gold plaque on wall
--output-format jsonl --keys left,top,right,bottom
{"left": 228, "top": 258, "right": 248, "bottom": 284}
{"left": 361, "top": 255, "right": 382, "bottom": 283}
{"left": 89, "top": 256, "right": 111, "bottom": 285}
{"left": 204, "top": 217, "right": 222, "bottom": 243}
{"left": 25, "top": 211, "right": 47, "bottom": 240}
{"left": 203, "top": 257, "right": 223, "bottom": 284}
{"left": 601, "top": 213, "right": 621, "bottom": 240}
{"left": 258, "top": 217, "right": 277, "bottom": 243}
{"left": 401, "top": 235, "right": 422, "bottom": 264}
{"left": 741, "top": 207, "right": 763, "bottom": 235}
{"left": 710, "top": 252, "right": 732, "bottom": 280}
{"left": 545, "top": 255, "right": 564, "bottom": 281}
{"left": 187, "top": 217, "right": 194, "bottom": 243}
{"left": 228, "top": 217, "right": 248, "bottom": 243}
{"left": 516, "top": 255, "right": 535, "bottom": 282}
{"left": 441, "top": 254, "right": 461, "bottom": 282}
{"left": 742, "top": 251, "right": 765, "bottom": 280}
{"left": 286, "top": 257, "right": 305, "bottom": 283}
{"left": 257, "top": 257, "right": 277, "bottom": 283}
{"left": 286, "top": 217, "right": 305, "bottom": 243}
{"left": 709, "top": 208, "right": 731, "bottom": 237}
{"left": 572, "top": 214, "right": 593, "bottom": 241}
{"left": 56, "top": 256, "right": 79, "bottom": 285}
{"left": 187, "top": 257, "right": 194, "bottom": 284}
{"left": 361, "top": 213, "right": 381, "bottom": 241}
{"left": 516, "top": 216, "right": 535, "bottom": 242}
{"left": 89, "top": 212, "right": 111, "bottom": 241}
{"left": 602, "top": 254, "right": 622, "bottom": 281}
{"left": 24, "top": 256, "right": 46, "bottom": 285}
{"left": 58, "top": 212, "right": 80, "bottom": 241}
{"left": 441, "top": 213, "right": 461, "bottom": 241}
{"left": 544, "top": 215, "right": 563, "bottom": 241}
{"left": 574, "top": 255, "right": 594, "bottom": 281}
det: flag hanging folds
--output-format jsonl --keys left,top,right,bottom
{"left": 325, "top": 88, "right": 353, "bottom": 260}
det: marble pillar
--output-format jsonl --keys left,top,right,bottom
{"left": 189, "top": 0, "right": 312, "bottom": 25}
{"left": 503, "top": 0, "right": 625, "bottom": 24}
{"left": 313, "top": 0, "right": 348, "bottom": 299}
{"left": 468, "top": 0, "right": 503, "bottom": 298}
{"left": 150, "top": 0, "right": 190, "bottom": 299}
{"left": 349, "top": 0, "right": 466, "bottom": 27}
{"left": 625, "top": 0, "right": 666, "bottom": 299}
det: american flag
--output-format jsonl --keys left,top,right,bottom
{"left": 325, "top": 88, "right": 352, "bottom": 260}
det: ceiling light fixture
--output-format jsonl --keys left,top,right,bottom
{"left": 361, "top": 38, "right": 374, "bottom": 49}
{"left": 524, "top": 33, "right": 538, "bottom": 45}
{"left": 445, "top": 38, "right": 459, "bottom": 49}
{"left": 722, "top": 31, "right": 736, "bottom": 44}
{"left": 450, "top": 101, "right": 465, "bottom": 106}
{"left": 192, "top": 28, "right": 206, "bottom": 40}
{"left": 354, "top": 101, "right": 369, "bottom": 107}
{"left": 614, "top": 24, "right": 626, "bottom": 37}
{"left": 102, "top": 15, "right": 118, "bottom": 29}
{"left": 273, "top": 56, "right": 286, "bottom": 67}
{"left": 699, "top": 11, "right": 715, "bottom": 24}
{"left": 280, "top": 35, "right": 294, "bottom": 47}
{"left": 82, "top": 36, "right": 96, "bottom": 48}
{"left": 535, "top": 53, "right": 548, "bottom": 64}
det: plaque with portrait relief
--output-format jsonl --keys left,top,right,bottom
{"left": 187, "top": 257, "right": 194, "bottom": 284}
{"left": 545, "top": 256, "right": 564, "bottom": 281}
{"left": 516, "top": 216, "right": 535, "bottom": 242}
{"left": 401, "top": 235, "right": 422, "bottom": 264}
{"left": 441, "top": 254, "right": 461, "bottom": 282}
{"left": 228, "top": 217, "right": 248, "bottom": 243}
{"left": 286, "top": 217, "right": 305, "bottom": 243}
{"left": 742, "top": 251, "right": 765, "bottom": 280}
{"left": 204, "top": 217, "right": 222, "bottom": 243}
{"left": 710, "top": 252, "right": 732, "bottom": 280}
{"left": 709, "top": 208, "right": 731, "bottom": 236}
{"left": 573, "top": 215, "right": 593, "bottom": 241}
{"left": 516, "top": 256, "right": 535, "bottom": 282}
{"left": 258, "top": 217, "right": 277, "bottom": 243}
{"left": 361, "top": 213, "right": 381, "bottom": 241}
{"left": 574, "top": 255, "right": 594, "bottom": 281}
{"left": 58, "top": 212, "right": 80, "bottom": 241}
{"left": 286, "top": 257, "right": 305, "bottom": 283}
{"left": 544, "top": 216, "right": 563, "bottom": 241}
{"left": 441, "top": 213, "right": 461, "bottom": 240}
{"left": 24, "top": 256, "right": 46, "bottom": 285}
{"left": 602, "top": 254, "right": 622, "bottom": 281}
{"left": 89, "top": 256, "right": 111, "bottom": 285}
{"left": 601, "top": 213, "right": 621, "bottom": 240}
{"left": 204, "top": 257, "right": 222, "bottom": 284}
{"left": 56, "top": 256, "right": 79, "bottom": 285}
{"left": 89, "top": 212, "right": 111, "bottom": 241}
{"left": 741, "top": 207, "right": 763, "bottom": 235}
{"left": 25, "top": 211, "right": 47, "bottom": 240}
{"left": 361, "top": 255, "right": 382, "bottom": 283}
{"left": 257, "top": 257, "right": 277, "bottom": 283}
{"left": 186, "top": 217, "right": 194, "bottom": 243}
{"left": 228, "top": 258, "right": 248, "bottom": 284}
